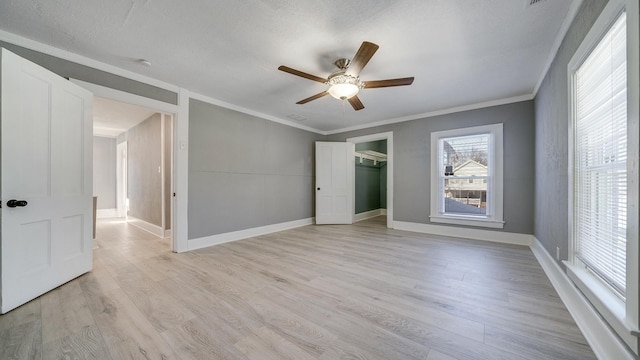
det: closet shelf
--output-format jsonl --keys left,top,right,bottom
{"left": 355, "top": 150, "right": 387, "bottom": 163}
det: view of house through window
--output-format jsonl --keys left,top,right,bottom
{"left": 441, "top": 134, "right": 489, "bottom": 215}
{"left": 431, "top": 123, "right": 503, "bottom": 228}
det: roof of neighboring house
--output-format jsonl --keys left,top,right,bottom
{"left": 454, "top": 159, "right": 487, "bottom": 172}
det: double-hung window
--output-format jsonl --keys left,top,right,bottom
{"left": 567, "top": 0, "right": 639, "bottom": 353}
{"left": 430, "top": 124, "right": 504, "bottom": 228}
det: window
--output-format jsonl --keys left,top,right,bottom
{"left": 572, "top": 11, "right": 627, "bottom": 298}
{"left": 430, "top": 124, "right": 503, "bottom": 228}
{"left": 567, "top": 0, "right": 639, "bottom": 353}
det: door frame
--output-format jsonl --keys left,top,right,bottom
{"left": 70, "top": 78, "right": 189, "bottom": 253}
{"left": 116, "top": 141, "right": 127, "bottom": 218}
{"left": 346, "top": 132, "right": 394, "bottom": 229}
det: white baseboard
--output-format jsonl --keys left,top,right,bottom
{"left": 354, "top": 208, "right": 387, "bottom": 222}
{"left": 393, "top": 221, "right": 533, "bottom": 246}
{"left": 127, "top": 216, "right": 164, "bottom": 238}
{"left": 530, "top": 237, "right": 635, "bottom": 360}
{"left": 164, "top": 229, "right": 172, "bottom": 238}
{"left": 96, "top": 208, "right": 118, "bottom": 219}
{"left": 188, "top": 218, "right": 314, "bottom": 251}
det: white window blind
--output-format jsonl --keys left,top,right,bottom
{"left": 573, "top": 12, "right": 627, "bottom": 296}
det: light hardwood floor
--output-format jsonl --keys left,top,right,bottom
{"left": 0, "top": 216, "right": 596, "bottom": 359}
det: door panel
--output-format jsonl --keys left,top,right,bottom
{"left": 52, "top": 89, "right": 85, "bottom": 196}
{"left": 1, "top": 48, "right": 94, "bottom": 313}
{"left": 14, "top": 71, "right": 51, "bottom": 198}
{"left": 16, "top": 220, "right": 51, "bottom": 274}
{"left": 58, "top": 215, "right": 84, "bottom": 260}
{"left": 315, "top": 142, "right": 354, "bottom": 224}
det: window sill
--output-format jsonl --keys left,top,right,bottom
{"left": 429, "top": 215, "right": 504, "bottom": 229}
{"left": 565, "top": 262, "right": 639, "bottom": 351}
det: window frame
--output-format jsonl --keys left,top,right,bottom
{"left": 566, "top": 0, "right": 639, "bottom": 353}
{"left": 430, "top": 123, "right": 504, "bottom": 229}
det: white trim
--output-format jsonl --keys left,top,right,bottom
{"left": 71, "top": 79, "right": 188, "bottom": 253}
{"left": 164, "top": 229, "right": 172, "bottom": 238}
{"left": 96, "top": 208, "right": 118, "bottom": 219}
{"left": 189, "top": 92, "right": 325, "bottom": 135}
{"left": 187, "top": 218, "right": 314, "bottom": 251}
{"left": 429, "top": 124, "right": 504, "bottom": 229}
{"left": 127, "top": 216, "right": 164, "bottom": 238}
{"left": 0, "top": 30, "right": 179, "bottom": 93}
{"left": 530, "top": 237, "right": 636, "bottom": 360}
{"left": 429, "top": 215, "right": 505, "bottom": 229}
{"left": 533, "top": 0, "right": 585, "bottom": 95}
{"left": 354, "top": 209, "right": 386, "bottom": 222}
{"left": 625, "top": 0, "right": 640, "bottom": 335}
{"left": 327, "top": 94, "right": 532, "bottom": 135}
{"left": 160, "top": 114, "right": 168, "bottom": 233}
{"left": 347, "top": 131, "right": 394, "bottom": 229}
{"left": 116, "top": 141, "right": 127, "bottom": 218}
{"left": 393, "top": 221, "right": 532, "bottom": 246}
{"left": 565, "top": 263, "right": 638, "bottom": 350}
{"left": 161, "top": 114, "right": 167, "bottom": 234}
{"left": 173, "top": 89, "right": 190, "bottom": 253}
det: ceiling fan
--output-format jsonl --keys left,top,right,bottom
{"left": 278, "top": 41, "right": 414, "bottom": 111}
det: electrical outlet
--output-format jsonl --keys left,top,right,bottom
{"left": 556, "top": 246, "right": 560, "bottom": 261}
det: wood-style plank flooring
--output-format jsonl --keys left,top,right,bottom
{"left": 0, "top": 216, "right": 596, "bottom": 359}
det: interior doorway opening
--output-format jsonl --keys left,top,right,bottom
{"left": 92, "top": 96, "right": 175, "bottom": 248}
{"left": 347, "top": 132, "right": 394, "bottom": 228}
{"left": 353, "top": 139, "right": 388, "bottom": 222}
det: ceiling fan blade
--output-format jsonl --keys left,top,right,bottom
{"left": 278, "top": 66, "right": 326, "bottom": 83}
{"left": 296, "top": 91, "right": 329, "bottom": 104}
{"left": 345, "top": 41, "right": 379, "bottom": 77}
{"left": 348, "top": 95, "right": 365, "bottom": 111}
{"left": 364, "top": 77, "right": 415, "bottom": 88}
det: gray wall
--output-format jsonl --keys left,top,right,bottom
{"left": 0, "top": 41, "right": 177, "bottom": 104}
{"left": 329, "top": 100, "right": 536, "bottom": 234}
{"left": 534, "top": 0, "right": 608, "bottom": 265}
{"left": 125, "top": 113, "right": 163, "bottom": 227}
{"left": 188, "top": 99, "right": 323, "bottom": 239}
{"left": 93, "top": 136, "right": 117, "bottom": 210}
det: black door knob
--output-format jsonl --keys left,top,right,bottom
{"left": 6, "top": 199, "right": 27, "bottom": 208}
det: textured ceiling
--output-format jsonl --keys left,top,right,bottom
{"left": 93, "top": 97, "right": 157, "bottom": 137}
{"left": 0, "top": 0, "right": 575, "bottom": 132}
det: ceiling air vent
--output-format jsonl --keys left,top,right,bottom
{"left": 526, "top": 0, "right": 547, "bottom": 7}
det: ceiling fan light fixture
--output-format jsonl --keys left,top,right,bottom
{"left": 326, "top": 74, "right": 364, "bottom": 100}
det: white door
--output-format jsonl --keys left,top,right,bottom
{"left": 1, "top": 48, "right": 93, "bottom": 314}
{"left": 315, "top": 141, "right": 354, "bottom": 224}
